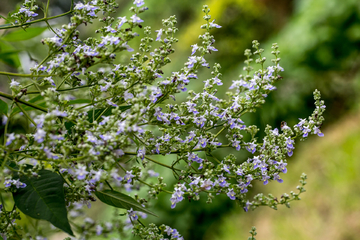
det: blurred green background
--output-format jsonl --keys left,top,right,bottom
{"left": 1, "top": 0, "right": 360, "bottom": 239}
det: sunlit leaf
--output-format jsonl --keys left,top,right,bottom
{"left": 1, "top": 27, "right": 47, "bottom": 42}
{"left": 95, "top": 190, "right": 157, "bottom": 217}
{"left": 12, "top": 169, "right": 74, "bottom": 236}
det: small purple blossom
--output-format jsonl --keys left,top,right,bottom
{"left": 200, "top": 179, "right": 213, "bottom": 190}
{"left": 243, "top": 200, "right": 252, "bottom": 212}
{"left": 227, "top": 188, "right": 236, "bottom": 200}
{"left": 118, "top": 16, "right": 127, "bottom": 27}
{"left": 273, "top": 173, "right": 283, "bottom": 183}
{"left": 313, "top": 126, "right": 324, "bottom": 137}
{"left": 131, "top": 14, "right": 144, "bottom": 23}
{"left": 191, "top": 44, "right": 199, "bottom": 55}
{"left": 75, "top": 164, "right": 89, "bottom": 180}
{"left": 124, "top": 170, "right": 135, "bottom": 183}
{"left": 246, "top": 142, "right": 257, "bottom": 154}
{"left": 6, "top": 133, "right": 15, "bottom": 146}
{"left": 155, "top": 29, "right": 163, "bottom": 41}
{"left": 209, "top": 19, "right": 221, "bottom": 28}
{"left": 133, "top": 0, "right": 145, "bottom": 7}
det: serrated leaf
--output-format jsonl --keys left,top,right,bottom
{"left": 1, "top": 27, "right": 47, "bottom": 42}
{"left": 0, "top": 99, "right": 8, "bottom": 115}
{"left": 95, "top": 190, "right": 157, "bottom": 217}
{"left": 12, "top": 169, "right": 74, "bottom": 236}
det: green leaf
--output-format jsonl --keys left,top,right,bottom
{"left": 95, "top": 190, "right": 157, "bottom": 217}
{"left": 0, "top": 23, "right": 12, "bottom": 28}
{"left": 1, "top": 27, "right": 47, "bottom": 42}
{"left": 0, "top": 99, "right": 8, "bottom": 115}
{"left": 68, "top": 99, "right": 92, "bottom": 105}
{"left": 11, "top": 95, "right": 45, "bottom": 115}
{"left": 12, "top": 169, "right": 74, "bottom": 236}
{"left": 0, "top": 41, "right": 20, "bottom": 68}
{"left": 87, "top": 105, "right": 131, "bottom": 123}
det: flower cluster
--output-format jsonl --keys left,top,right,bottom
{"left": 0, "top": 1, "right": 325, "bottom": 239}
{"left": 9, "top": 0, "right": 39, "bottom": 25}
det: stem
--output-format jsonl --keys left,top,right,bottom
{"left": 0, "top": 10, "right": 73, "bottom": 30}
{"left": 144, "top": 156, "right": 182, "bottom": 171}
{"left": 105, "top": 180, "right": 114, "bottom": 190}
{"left": 15, "top": 102, "right": 36, "bottom": 126}
{"left": 0, "top": 71, "right": 53, "bottom": 78}
{"left": 137, "top": 179, "right": 173, "bottom": 194}
{"left": 27, "top": 84, "right": 95, "bottom": 94}
{"left": 0, "top": 91, "right": 47, "bottom": 113}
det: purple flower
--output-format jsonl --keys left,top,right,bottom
{"left": 238, "top": 181, "right": 248, "bottom": 193}
{"left": 44, "top": 147, "right": 59, "bottom": 159}
{"left": 222, "top": 164, "right": 230, "bottom": 173}
{"left": 10, "top": 79, "right": 20, "bottom": 88}
{"left": 200, "top": 179, "right": 213, "bottom": 190}
{"left": 34, "top": 129, "right": 46, "bottom": 143}
{"left": 191, "top": 44, "right": 199, "bottom": 55}
{"left": 133, "top": 0, "right": 145, "bottom": 7}
{"left": 137, "top": 148, "right": 146, "bottom": 160}
{"left": 276, "top": 161, "right": 287, "bottom": 173}
{"left": 313, "top": 126, "right": 324, "bottom": 137}
{"left": 212, "top": 76, "right": 222, "bottom": 86}
{"left": 6, "top": 133, "right": 16, "bottom": 146}
{"left": 302, "top": 126, "right": 311, "bottom": 137}
{"left": 110, "top": 169, "right": 123, "bottom": 181}
{"left": 124, "top": 170, "right": 136, "bottom": 183}
{"left": 246, "top": 142, "right": 257, "bottom": 154}
{"left": 227, "top": 188, "right": 236, "bottom": 200}
{"left": 186, "top": 56, "right": 197, "bottom": 68}
{"left": 187, "top": 153, "right": 202, "bottom": 163}
{"left": 75, "top": 165, "right": 89, "bottom": 180}
{"left": 273, "top": 173, "right": 283, "bottom": 183}
{"left": 209, "top": 20, "right": 221, "bottom": 28}
{"left": 99, "top": 116, "right": 110, "bottom": 125}
{"left": 262, "top": 174, "right": 270, "bottom": 185}
{"left": 96, "top": 225, "right": 103, "bottom": 235}
{"left": 118, "top": 16, "right": 127, "bottom": 27}
{"left": 147, "top": 170, "right": 159, "bottom": 177}
{"left": 189, "top": 176, "right": 201, "bottom": 186}
{"left": 245, "top": 174, "right": 253, "bottom": 186}
{"left": 98, "top": 36, "right": 120, "bottom": 47}
{"left": 128, "top": 208, "right": 138, "bottom": 221}
{"left": 170, "top": 184, "right": 186, "bottom": 208}
{"left": 232, "top": 140, "right": 241, "bottom": 151}
{"left": 217, "top": 175, "right": 228, "bottom": 187}
{"left": 13, "top": 179, "right": 27, "bottom": 189}
{"left": 155, "top": 29, "right": 163, "bottom": 41}
{"left": 193, "top": 116, "right": 206, "bottom": 128}
{"left": 99, "top": 132, "right": 112, "bottom": 141}
{"left": 236, "top": 168, "right": 244, "bottom": 176}
{"left": 130, "top": 14, "right": 144, "bottom": 23}
{"left": 198, "top": 136, "right": 207, "bottom": 148}
{"left": 4, "top": 180, "right": 13, "bottom": 188}
{"left": 207, "top": 45, "right": 218, "bottom": 52}
{"left": 243, "top": 200, "right": 252, "bottom": 212}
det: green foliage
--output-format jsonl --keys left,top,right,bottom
{"left": 0, "top": 99, "right": 8, "bottom": 115}
{"left": 95, "top": 190, "right": 158, "bottom": 217}
{"left": 12, "top": 169, "right": 74, "bottom": 236}
{"left": 1, "top": 27, "right": 47, "bottom": 42}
